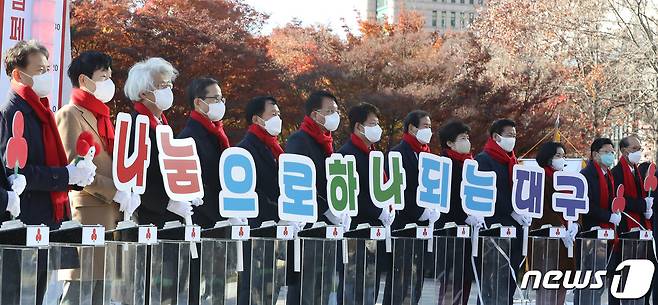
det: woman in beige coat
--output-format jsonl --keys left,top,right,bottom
{"left": 55, "top": 51, "right": 134, "bottom": 304}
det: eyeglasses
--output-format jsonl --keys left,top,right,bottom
{"left": 202, "top": 95, "right": 226, "bottom": 104}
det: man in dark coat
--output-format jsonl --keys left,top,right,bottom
{"left": 177, "top": 77, "right": 230, "bottom": 229}
{"left": 438, "top": 119, "right": 480, "bottom": 305}
{"left": 337, "top": 102, "right": 392, "bottom": 303}
{"left": 611, "top": 135, "right": 652, "bottom": 232}
{"left": 580, "top": 138, "right": 621, "bottom": 305}
{"left": 284, "top": 90, "right": 341, "bottom": 304}
{"left": 0, "top": 40, "right": 94, "bottom": 305}
{"left": 178, "top": 77, "right": 232, "bottom": 305}
{"left": 237, "top": 95, "right": 283, "bottom": 228}
{"left": 390, "top": 110, "right": 438, "bottom": 230}
{"left": 123, "top": 57, "right": 192, "bottom": 228}
{"left": 475, "top": 118, "right": 522, "bottom": 305}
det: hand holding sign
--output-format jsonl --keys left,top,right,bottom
{"left": 6, "top": 111, "right": 28, "bottom": 173}
{"left": 461, "top": 159, "right": 497, "bottom": 257}
{"left": 511, "top": 165, "right": 546, "bottom": 256}
{"left": 552, "top": 171, "right": 589, "bottom": 257}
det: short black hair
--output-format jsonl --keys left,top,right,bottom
{"left": 438, "top": 120, "right": 471, "bottom": 149}
{"left": 619, "top": 135, "right": 639, "bottom": 149}
{"left": 4, "top": 40, "right": 49, "bottom": 76}
{"left": 245, "top": 96, "right": 278, "bottom": 126}
{"left": 348, "top": 102, "right": 380, "bottom": 132}
{"left": 186, "top": 77, "right": 219, "bottom": 108}
{"left": 403, "top": 110, "right": 430, "bottom": 133}
{"left": 488, "top": 118, "right": 516, "bottom": 137}
{"left": 590, "top": 138, "right": 614, "bottom": 153}
{"left": 304, "top": 90, "right": 337, "bottom": 115}
{"left": 67, "top": 51, "right": 112, "bottom": 88}
{"left": 535, "top": 141, "right": 566, "bottom": 168}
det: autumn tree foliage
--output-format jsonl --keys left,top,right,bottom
{"left": 71, "top": 0, "right": 626, "bottom": 157}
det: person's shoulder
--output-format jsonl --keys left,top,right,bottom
{"left": 236, "top": 132, "right": 257, "bottom": 149}
{"left": 54, "top": 104, "right": 79, "bottom": 120}
{"left": 0, "top": 91, "right": 23, "bottom": 114}
{"left": 336, "top": 139, "right": 355, "bottom": 155}
{"left": 390, "top": 140, "right": 406, "bottom": 152}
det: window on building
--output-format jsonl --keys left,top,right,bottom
{"left": 460, "top": 0, "right": 465, "bottom": 4}
{"left": 451, "top": 0, "right": 456, "bottom": 3}
{"left": 469, "top": 12, "right": 475, "bottom": 25}
{"left": 450, "top": 12, "right": 456, "bottom": 28}
{"left": 460, "top": 12, "right": 465, "bottom": 28}
{"left": 432, "top": 10, "right": 438, "bottom": 27}
{"left": 478, "top": 0, "right": 483, "bottom": 4}
{"left": 470, "top": 0, "right": 474, "bottom": 4}
{"left": 441, "top": 11, "right": 447, "bottom": 28}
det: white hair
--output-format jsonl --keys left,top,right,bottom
{"left": 123, "top": 57, "right": 179, "bottom": 102}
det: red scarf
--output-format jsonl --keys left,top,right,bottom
{"left": 190, "top": 111, "right": 230, "bottom": 150}
{"left": 483, "top": 137, "right": 518, "bottom": 181}
{"left": 593, "top": 161, "right": 616, "bottom": 230}
{"left": 350, "top": 133, "right": 372, "bottom": 154}
{"left": 543, "top": 166, "right": 556, "bottom": 179}
{"left": 11, "top": 81, "right": 69, "bottom": 222}
{"left": 71, "top": 89, "right": 114, "bottom": 151}
{"left": 134, "top": 102, "right": 168, "bottom": 129}
{"left": 443, "top": 148, "right": 473, "bottom": 163}
{"left": 544, "top": 166, "right": 567, "bottom": 226}
{"left": 619, "top": 157, "right": 652, "bottom": 230}
{"left": 248, "top": 124, "right": 283, "bottom": 160}
{"left": 402, "top": 133, "right": 431, "bottom": 154}
{"left": 299, "top": 116, "right": 333, "bottom": 156}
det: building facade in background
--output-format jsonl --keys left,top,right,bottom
{"left": 362, "top": 0, "right": 485, "bottom": 32}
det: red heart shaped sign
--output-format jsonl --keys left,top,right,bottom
{"left": 5, "top": 111, "right": 28, "bottom": 169}
{"left": 644, "top": 163, "right": 657, "bottom": 192}
{"left": 612, "top": 185, "right": 626, "bottom": 213}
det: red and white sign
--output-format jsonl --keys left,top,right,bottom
{"left": 276, "top": 225, "right": 294, "bottom": 240}
{"left": 25, "top": 225, "right": 48, "bottom": 246}
{"left": 370, "top": 227, "right": 386, "bottom": 240}
{"left": 456, "top": 225, "right": 470, "bottom": 238}
{"left": 597, "top": 229, "right": 615, "bottom": 240}
{"left": 81, "top": 226, "right": 104, "bottom": 246}
{"left": 138, "top": 226, "right": 157, "bottom": 244}
{"left": 185, "top": 225, "right": 201, "bottom": 242}
{"left": 500, "top": 226, "right": 517, "bottom": 238}
{"left": 416, "top": 226, "right": 432, "bottom": 239}
{"left": 231, "top": 225, "right": 250, "bottom": 240}
{"left": 325, "top": 226, "right": 344, "bottom": 239}
{"left": 549, "top": 227, "right": 565, "bottom": 238}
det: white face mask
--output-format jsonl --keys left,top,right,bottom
{"left": 415, "top": 127, "right": 433, "bottom": 144}
{"left": 628, "top": 150, "right": 642, "bottom": 164}
{"left": 496, "top": 134, "right": 516, "bottom": 152}
{"left": 262, "top": 115, "right": 282, "bottom": 136}
{"left": 551, "top": 157, "right": 567, "bottom": 171}
{"left": 454, "top": 139, "right": 471, "bottom": 154}
{"left": 91, "top": 78, "right": 115, "bottom": 103}
{"left": 149, "top": 87, "right": 174, "bottom": 111}
{"left": 320, "top": 111, "right": 340, "bottom": 132}
{"left": 25, "top": 71, "right": 52, "bottom": 98}
{"left": 202, "top": 100, "right": 225, "bottom": 121}
{"left": 362, "top": 124, "right": 382, "bottom": 143}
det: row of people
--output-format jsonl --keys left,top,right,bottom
{"left": 0, "top": 41, "right": 655, "bottom": 305}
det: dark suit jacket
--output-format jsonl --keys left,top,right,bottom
{"left": 474, "top": 151, "right": 516, "bottom": 228}
{"left": 178, "top": 118, "right": 227, "bottom": 229}
{"left": 611, "top": 160, "right": 649, "bottom": 231}
{"left": 284, "top": 129, "right": 331, "bottom": 223}
{"left": 129, "top": 111, "right": 181, "bottom": 228}
{"left": 580, "top": 161, "right": 614, "bottom": 231}
{"left": 0, "top": 91, "right": 70, "bottom": 228}
{"left": 337, "top": 138, "right": 383, "bottom": 228}
{"left": 237, "top": 132, "right": 280, "bottom": 228}
{"left": 389, "top": 140, "right": 426, "bottom": 229}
